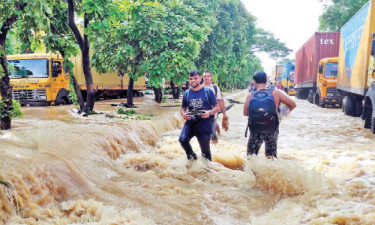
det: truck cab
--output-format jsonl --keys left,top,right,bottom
{"left": 314, "top": 57, "right": 342, "bottom": 107}
{"left": 8, "top": 54, "right": 70, "bottom": 106}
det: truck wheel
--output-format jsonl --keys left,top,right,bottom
{"left": 296, "top": 90, "right": 301, "bottom": 99}
{"left": 318, "top": 95, "right": 325, "bottom": 108}
{"left": 343, "top": 96, "right": 354, "bottom": 116}
{"left": 313, "top": 94, "right": 318, "bottom": 105}
{"left": 308, "top": 91, "right": 314, "bottom": 103}
{"left": 364, "top": 113, "right": 371, "bottom": 129}
{"left": 353, "top": 99, "right": 362, "bottom": 117}
{"left": 55, "top": 89, "right": 70, "bottom": 105}
{"left": 364, "top": 99, "right": 374, "bottom": 131}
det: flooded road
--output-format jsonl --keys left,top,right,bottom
{"left": 0, "top": 90, "right": 374, "bottom": 224}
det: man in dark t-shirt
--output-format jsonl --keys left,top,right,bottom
{"left": 179, "top": 70, "right": 219, "bottom": 166}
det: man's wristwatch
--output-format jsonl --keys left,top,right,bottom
{"left": 209, "top": 110, "right": 212, "bottom": 116}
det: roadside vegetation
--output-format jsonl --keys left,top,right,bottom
{"left": 319, "top": 0, "right": 368, "bottom": 31}
{"left": 0, "top": 0, "right": 291, "bottom": 130}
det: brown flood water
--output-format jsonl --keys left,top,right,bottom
{"left": 0, "top": 90, "right": 375, "bottom": 225}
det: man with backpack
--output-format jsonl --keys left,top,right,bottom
{"left": 203, "top": 70, "right": 229, "bottom": 144}
{"left": 179, "top": 70, "right": 220, "bottom": 167}
{"left": 244, "top": 71, "right": 296, "bottom": 159}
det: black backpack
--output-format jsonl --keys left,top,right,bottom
{"left": 245, "top": 88, "right": 279, "bottom": 136}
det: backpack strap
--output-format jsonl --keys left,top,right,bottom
{"left": 204, "top": 87, "right": 212, "bottom": 107}
{"left": 213, "top": 85, "right": 218, "bottom": 97}
{"left": 183, "top": 89, "right": 191, "bottom": 105}
{"left": 250, "top": 88, "right": 274, "bottom": 101}
{"left": 245, "top": 87, "right": 275, "bottom": 137}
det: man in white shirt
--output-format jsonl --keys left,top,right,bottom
{"left": 203, "top": 70, "right": 229, "bottom": 144}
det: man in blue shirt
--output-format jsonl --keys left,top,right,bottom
{"left": 179, "top": 70, "right": 219, "bottom": 166}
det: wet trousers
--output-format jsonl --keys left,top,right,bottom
{"left": 210, "top": 118, "right": 218, "bottom": 141}
{"left": 247, "top": 131, "right": 279, "bottom": 157}
{"left": 179, "top": 119, "right": 213, "bottom": 161}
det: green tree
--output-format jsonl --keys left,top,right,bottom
{"left": 195, "top": 0, "right": 265, "bottom": 90}
{"left": 42, "top": 1, "right": 84, "bottom": 110}
{"left": 319, "top": 0, "right": 368, "bottom": 31}
{"left": 66, "top": 0, "right": 114, "bottom": 112}
{"left": 253, "top": 28, "right": 292, "bottom": 59}
{"left": 0, "top": 0, "right": 51, "bottom": 130}
{"left": 277, "top": 58, "right": 294, "bottom": 65}
{"left": 92, "top": 0, "right": 211, "bottom": 104}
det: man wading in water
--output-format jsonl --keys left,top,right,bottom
{"left": 203, "top": 70, "right": 229, "bottom": 144}
{"left": 244, "top": 71, "right": 296, "bottom": 159}
{"left": 179, "top": 70, "right": 220, "bottom": 168}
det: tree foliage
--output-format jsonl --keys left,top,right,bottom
{"left": 319, "top": 0, "right": 368, "bottom": 31}
{"left": 195, "top": 0, "right": 263, "bottom": 89}
{"left": 253, "top": 28, "right": 292, "bottom": 59}
{"left": 277, "top": 58, "right": 294, "bottom": 65}
{"left": 1, "top": 0, "right": 292, "bottom": 118}
{"left": 92, "top": 0, "right": 212, "bottom": 104}
{"left": 66, "top": 0, "right": 115, "bottom": 112}
{"left": 42, "top": 1, "right": 83, "bottom": 109}
{"left": 0, "top": 0, "right": 52, "bottom": 130}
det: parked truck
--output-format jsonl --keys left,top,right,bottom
{"left": 7, "top": 53, "right": 146, "bottom": 106}
{"left": 338, "top": 0, "right": 375, "bottom": 133}
{"left": 310, "top": 56, "right": 342, "bottom": 107}
{"left": 295, "top": 32, "right": 341, "bottom": 103}
{"left": 281, "top": 63, "right": 295, "bottom": 94}
{"left": 272, "top": 65, "right": 283, "bottom": 87}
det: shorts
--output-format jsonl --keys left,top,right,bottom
{"left": 247, "top": 131, "right": 279, "bottom": 157}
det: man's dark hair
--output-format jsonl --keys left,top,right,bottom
{"left": 253, "top": 71, "right": 267, "bottom": 84}
{"left": 189, "top": 69, "right": 201, "bottom": 77}
{"left": 203, "top": 70, "right": 212, "bottom": 76}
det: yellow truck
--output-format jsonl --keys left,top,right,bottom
{"left": 338, "top": 0, "right": 375, "bottom": 133}
{"left": 7, "top": 53, "right": 146, "bottom": 106}
{"left": 311, "top": 57, "right": 342, "bottom": 107}
{"left": 272, "top": 65, "right": 283, "bottom": 87}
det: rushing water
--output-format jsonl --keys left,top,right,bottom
{"left": 0, "top": 90, "right": 374, "bottom": 225}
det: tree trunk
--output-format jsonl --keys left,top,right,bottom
{"left": 127, "top": 77, "right": 134, "bottom": 107}
{"left": 50, "top": 22, "right": 85, "bottom": 113}
{"left": 71, "top": 74, "right": 85, "bottom": 111}
{"left": 170, "top": 80, "right": 180, "bottom": 99}
{"left": 176, "top": 86, "right": 180, "bottom": 99}
{"left": 0, "top": 35, "right": 12, "bottom": 130}
{"left": 82, "top": 47, "right": 95, "bottom": 112}
{"left": 68, "top": 1, "right": 95, "bottom": 112}
{"left": 170, "top": 80, "right": 176, "bottom": 98}
{"left": 0, "top": 4, "right": 26, "bottom": 130}
{"left": 153, "top": 87, "right": 163, "bottom": 103}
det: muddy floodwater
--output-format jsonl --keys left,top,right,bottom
{"left": 0, "top": 90, "right": 374, "bottom": 225}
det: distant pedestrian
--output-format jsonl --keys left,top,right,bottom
{"left": 276, "top": 82, "right": 283, "bottom": 90}
{"left": 203, "top": 70, "right": 229, "bottom": 144}
{"left": 244, "top": 71, "right": 296, "bottom": 159}
{"left": 179, "top": 70, "right": 220, "bottom": 167}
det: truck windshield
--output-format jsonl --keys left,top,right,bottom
{"left": 324, "top": 63, "right": 338, "bottom": 78}
{"left": 7, "top": 59, "right": 49, "bottom": 79}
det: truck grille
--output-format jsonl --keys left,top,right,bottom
{"left": 326, "top": 88, "right": 340, "bottom": 97}
{"left": 12, "top": 89, "right": 47, "bottom": 101}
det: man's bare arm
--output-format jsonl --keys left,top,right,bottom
{"left": 212, "top": 104, "right": 220, "bottom": 115}
{"left": 218, "top": 99, "right": 227, "bottom": 118}
{"left": 201, "top": 104, "right": 219, "bottom": 118}
{"left": 180, "top": 107, "right": 191, "bottom": 120}
{"left": 243, "top": 93, "right": 251, "bottom": 116}
{"left": 276, "top": 90, "right": 296, "bottom": 111}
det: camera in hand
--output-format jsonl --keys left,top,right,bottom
{"left": 186, "top": 110, "right": 205, "bottom": 121}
